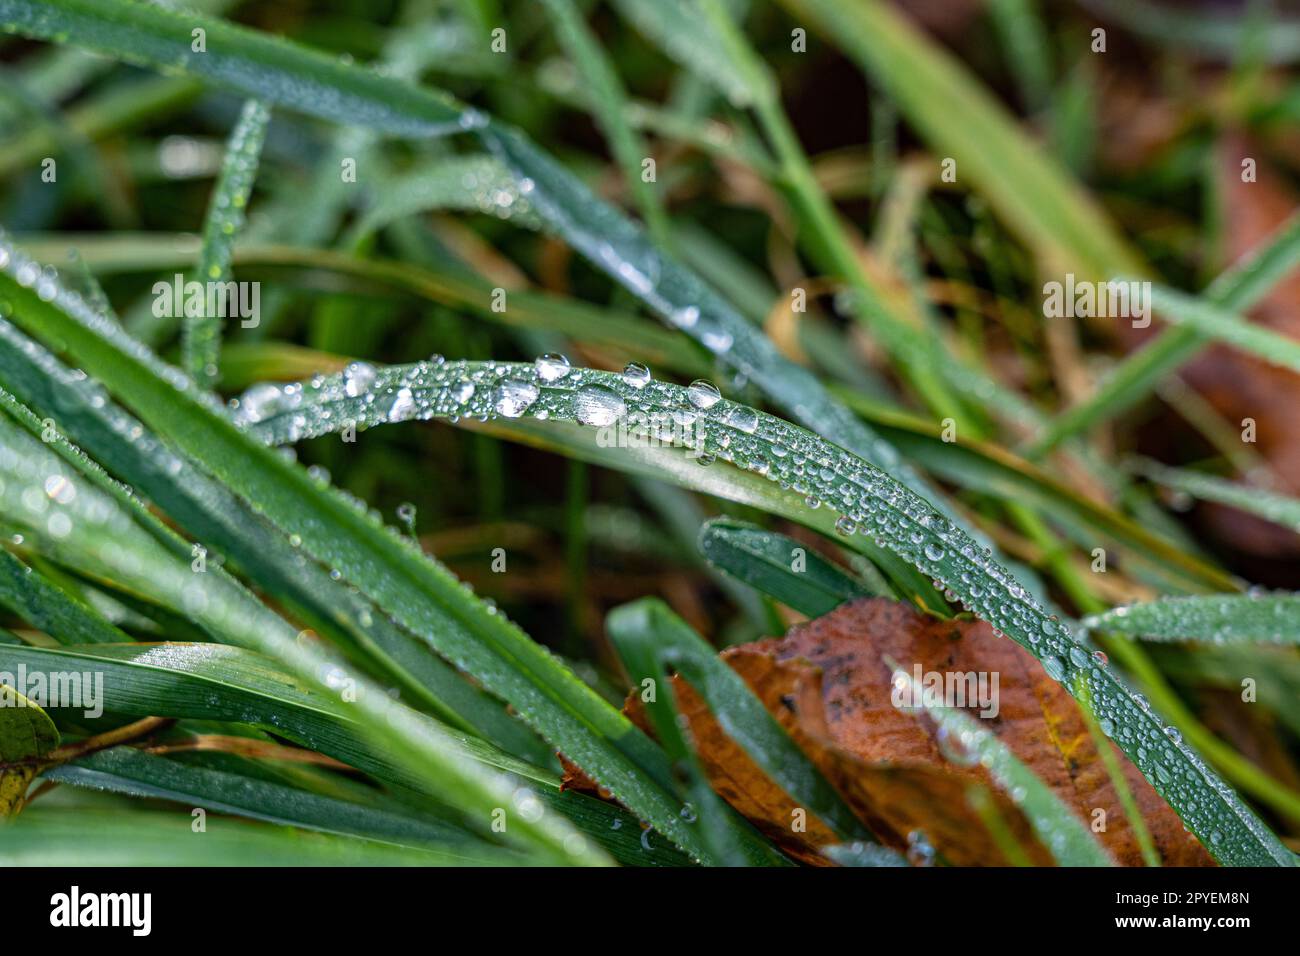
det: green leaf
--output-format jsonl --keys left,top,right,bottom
{"left": 1083, "top": 594, "right": 1300, "bottom": 644}
{"left": 782, "top": 0, "right": 1145, "bottom": 281}
{"left": 0, "top": 684, "right": 59, "bottom": 815}
{"left": 45, "top": 745, "right": 486, "bottom": 850}
{"left": 697, "top": 517, "right": 879, "bottom": 616}
{"left": 0, "top": 546, "right": 128, "bottom": 645}
{"left": 1029, "top": 210, "right": 1300, "bottom": 454}
{"left": 540, "top": 0, "right": 669, "bottom": 241}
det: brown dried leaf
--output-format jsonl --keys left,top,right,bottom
{"left": 568, "top": 598, "right": 1214, "bottom": 866}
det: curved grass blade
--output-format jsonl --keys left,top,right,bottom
{"left": 1083, "top": 594, "right": 1300, "bottom": 645}
{"left": 698, "top": 517, "right": 880, "bottom": 616}
{"left": 0, "top": 318, "right": 552, "bottom": 763}
{"left": 223, "top": 354, "right": 1297, "bottom": 864}
{"left": 887, "top": 655, "right": 1115, "bottom": 866}
{"left": 0, "top": 371, "right": 598, "bottom": 865}
{"left": 0, "top": 244, "right": 703, "bottom": 865}
{"left": 183, "top": 98, "right": 269, "bottom": 388}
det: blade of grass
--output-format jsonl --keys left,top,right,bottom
{"left": 183, "top": 98, "right": 269, "bottom": 388}
{"left": 697, "top": 517, "right": 882, "bottom": 616}
{"left": 1083, "top": 594, "right": 1300, "bottom": 644}
{"left": 225, "top": 353, "right": 1295, "bottom": 863}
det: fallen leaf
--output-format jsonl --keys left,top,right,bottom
{"left": 0, "top": 684, "right": 60, "bottom": 816}
{"left": 568, "top": 598, "right": 1214, "bottom": 866}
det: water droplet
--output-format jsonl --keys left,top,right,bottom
{"left": 687, "top": 379, "right": 721, "bottom": 409}
{"left": 534, "top": 353, "right": 571, "bottom": 382}
{"left": 572, "top": 385, "right": 625, "bottom": 427}
{"left": 342, "top": 361, "right": 376, "bottom": 397}
{"left": 724, "top": 405, "right": 758, "bottom": 434}
{"left": 493, "top": 380, "right": 539, "bottom": 418}
{"left": 923, "top": 542, "right": 945, "bottom": 562}
{"left": 621, "top": 362, "right": 651, "bottom": 389}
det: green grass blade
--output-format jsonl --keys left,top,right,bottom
{"left": 1084, "top": 594, "right": 1300, "bottom": 644}
{"left": 1030, "top": 211, "right": 1300, "bottom": 454}
{"left": 0, "top": 319, "right": 552, "bottom": 763}
{"left": 698, "top": 517, "right": 879, "bottom": 616}
{"left": 783, "top": 0, "right": 1146, "bottom": 281}
{"left": 45, "top": 746, "right": 486, "bottom": 850}
{"left": 540, "top": 0, "right": 669, "bottom": 242}
{"left": 610, "top": 598, "right": 872, "bottom": 845}
{"left": 218, "top": 353, "right": 1297, "bottom": 864}
{"left": 0, "top": 807, "right": 508, "bottom": 866}
{"left": 0, "top": 242, "right": 702, "bottom": 865}
{"left": 887, "top": 655, "right": 1116, "bottom": 866}
{"left": 1132, "top": 458, "right": 1300, "bottom": 535}
{"left": 183, "top": 97, "right": 269, "bottom": 388}
{"left": 0, "top": 546, "right": 127, "bottom": 645}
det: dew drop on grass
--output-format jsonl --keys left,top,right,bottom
{"left": 534, "top": 352, "right": 571, "bottom": 382}
{"left": 724, "top": 405, "right": 758, "bottom": 434}
{"left": 388, "top": 387, "right": 416, "bottom": 421}
{"left": 234, "top": 382, "right": 285, "bottom": 424}
{"left": 343, "top": 361, "right": 376, "bottom": 397}
{"left": 572, "top": 385, "right": 625, "bottom": 427}
{"left": 687, "top": 379, "right": 721, "bottom": 409}
{"left": 493, "top": 379, "right": 539, "bottom": 418}
{"left": 621, "top": 362, "right": 651, "bottom": 389}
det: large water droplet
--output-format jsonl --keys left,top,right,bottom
{"left": 621, "top": 362, "right": 651, "bottom": 389}
{"left": 534, "top": 353, "right": 571, "bottom": 382}
{"left": 343, "top": 361, "right": 376, "bottom": 398}
{"left": 687, "top": 379, "right": 721, "bottom": 409}
{"left": 724, "top": 405, "right": 758, "bottom": 433}
{"left": 572, "top": 385, "right": 626, "bottom": 427}
{"left": 493, "top": 380, "right": 539, "bottom": 418}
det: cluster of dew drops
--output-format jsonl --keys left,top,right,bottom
{"left": 224, "top": 349, "right": 1247, "bottom": 849}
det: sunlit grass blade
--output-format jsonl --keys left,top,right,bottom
{"left": 1083, "top": 594, "right": 1300, "bottom": 644}
{"left": 698, "top": 517, "right": 881, "bottom": 616}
